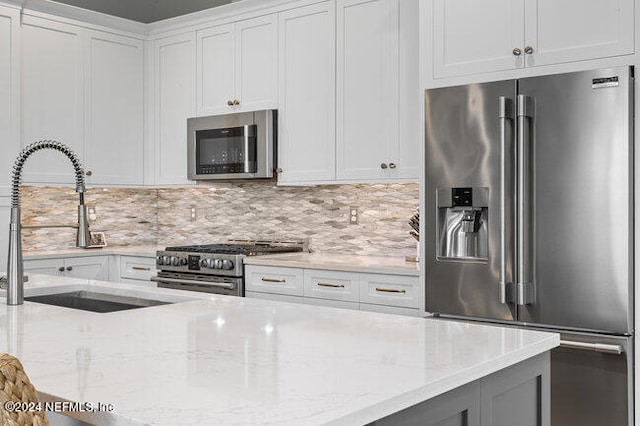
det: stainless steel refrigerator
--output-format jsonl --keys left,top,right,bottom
{"left": 425, "top": 66, "right": 633, "bottom": 426}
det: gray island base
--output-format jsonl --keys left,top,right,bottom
{"left": 372, "top": 353, "right": 549, "bottom": 426}
{"left": 1, "top": 275, "right": 558, "bottom": 426}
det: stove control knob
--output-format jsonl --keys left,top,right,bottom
{"left": 179, "top": 258, "right": 188, "bottom": 266}
{"left": 170, "top": 256, "right": 181, "bottom": 266}
{"left": 156, "top": 256, "right": 163, "bottom": 265}
{"left": 214, "top": 259, "right": 223, "bottom": 269}
{"left": 222, "top": 259, "right": 234, "bottom": 270}
{"left": 199, "top": 259, "right": 210, "bottom": 268}
{"left": 162, "top": 256, "right": 171, "bottom": 266}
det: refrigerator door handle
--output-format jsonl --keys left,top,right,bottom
{"left": 517, "top": 95, "right": 535, "bottom": 306}
{"left": 498, "top": 96, "right": 515, "bottom": 304}
{"left": 559, "top": 339, "right": 624, "bottom": 355}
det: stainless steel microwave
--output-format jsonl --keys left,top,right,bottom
{"left": 187, "top": 110, "right": 277, "bottom": 180}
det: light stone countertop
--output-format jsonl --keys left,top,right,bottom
{"left": 244, "top": 252, "right": 420, "bottom": 276}
{"left": 22, "top": 245, "right": 161, "bottom": 259}
{"left": 23, "top": 247, "right": 420, "bottom": 276}
{"left": 0, "top": 274, "right": 558, "bottom": 426}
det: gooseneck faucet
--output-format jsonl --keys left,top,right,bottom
{"left": 3, "top": 141, "right": 92, "bottom": 305}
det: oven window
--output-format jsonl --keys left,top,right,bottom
{"left": 196, "top": 125, "right": 257, "bottom": 174}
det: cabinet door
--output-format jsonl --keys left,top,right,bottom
{"left": 277, "top": 2, "right": 335, "bottom": 183}
{"left": 433, "top": 0, "right": 525, "bottom": 78}
{"left": 197, "top": 24, "right": 235, "bottom": 116}
{"left": 235, "top": 14, "right": 278, "bottom": 112}
{"left": 336, "top": 0, "right": 398, "bottom": 180}
{"left": 524, "top": 0, "right": 634, "bottom": 68}
{"left": 85, "top": 31, "right": 144, "bottom": 185}
{"left": 21, "top": 18, "right": 84, "bottom": 184}
{"left": 24, "top": 258, "right": 64, "bottom": 277}
{"left": 0, "top": 5, "right": 19, "bottom": 198}
{"left": 394, "top": 0, "right": 420, "bottom": 180}
{"left": 154, "top": 33, "right": 196, "bottom": 185}
{"left": 234, "top": 14, "right": 278, "bottom": 111}
{"left": 65, "top": 256, "right": 108, "bottom": 281}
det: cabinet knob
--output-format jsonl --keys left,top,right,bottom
{"left": 227, "top": 100, "right": 234, "bottom": 106}
{"left": 389, "top": 163, "right": 396, "bottom": 169}
{"left": 85, "top": 170, "right": 92, "bottom": 176}
{"left": 233, "top": 100, "right": 240, "bottom": 105}
{"left": 380, "top": 163, "right": 388, "bottom": 169}
{"left": 524, "top": 45, "right": 534, "bottom": 55}
{"left": 512, "top": 47, "right": 522, "bottom": 56}
{"left": 66, "top": 266, "right": 73, "bottom": 271}
{"left": 58, "top": 266, "right": 65, "bottom": 272}
{"left": 275, "top": 167, "right": 283, "bottom": 173}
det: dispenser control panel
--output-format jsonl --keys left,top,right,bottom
{"left": 452, "top": 188, "right": 473, "bottom": 207}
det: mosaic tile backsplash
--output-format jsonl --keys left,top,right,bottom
{"left": 21, "top": 182, "right": 419, "bottom": 256}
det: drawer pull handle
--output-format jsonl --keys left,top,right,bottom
{"left": 261, "top": 278, "right": 286, "bottom": 283}
{"left": 317, "top": 282, "right": 345, "bottom": 288}
{"left": 132, "top": 266, "right": 151, "bottom": 271}
{"left": 375, "top": 287, "right": 406, "bottom": 294}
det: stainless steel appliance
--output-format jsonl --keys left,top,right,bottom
{"left": 187, "top": 110, "right": 277, "bottom": 180}
{"left": 424, "top": 66, "right": 634, "bottom": 426}
{"left": 152, "top": 241, "right": 304, "bottom": 296}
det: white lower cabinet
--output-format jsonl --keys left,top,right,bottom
{"left": 303, "top": 269, "right": 359, "bottom": 302}
{"left": 245, "top": 265, "right": 420, "bottom": 315}
{"left": 118, "top": 255, "right": 157, "bottom": 287}
{"left": 245, "top": 265, "right": 304, "bottom": 296}
{"left": 24, "top": 256, "right": 109, "bottom": 281}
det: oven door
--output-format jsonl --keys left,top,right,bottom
{"left": 194, "top": 124, "right": 257, "bottom": 176}
{"left": 151, "top": 272, "right": 243, "bottom": 297}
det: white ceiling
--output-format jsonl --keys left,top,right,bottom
{"left": 49, "top": 0, "right": 236, "bottom": 23}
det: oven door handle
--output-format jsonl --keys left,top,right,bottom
{"left": 150, "top": 276, "right": 235, "bottom": 290}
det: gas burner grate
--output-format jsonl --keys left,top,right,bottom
{"left": 164, "top": 244, "right": 246, "bottom": 254}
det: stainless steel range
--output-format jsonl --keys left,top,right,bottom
{"left": 152, "top": 241, "right": 305, "bottom": 296}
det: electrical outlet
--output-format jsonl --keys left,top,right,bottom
{"left": 190, "top": 207, "right": 197, "bottom": 221}
{"left": 349, "top": 207, "right": 359, "bottom": 225}
{"left": 88, "top": 207, "right": 97, "bottom": 221}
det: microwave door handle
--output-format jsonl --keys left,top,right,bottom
{"left": 498, "top": 96, "right": 514, "bottom": 304}
{"left": 243, "top": 125, "right": 249, "bottom": 173}
{"left": 517, "top": 95, "right": 535, "bottom": 306}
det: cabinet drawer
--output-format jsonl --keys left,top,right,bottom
{"left": 359, "top": 274, "right": 419, "bottom": 308}
{"left": 245, "top": 265, "right": 303, "bottom": 296}
{"left": 120, "top": 256, "right": 156, "bottom": 281}
{"left": 303, "top": 269, "right": 359, "bottom": 302}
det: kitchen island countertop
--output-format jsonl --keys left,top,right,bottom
{"left": 0, "top": 274, "right": 558, "bottom": 425}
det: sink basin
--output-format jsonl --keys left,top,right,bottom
{"left": 25, "top": 291, "right": 171, "bottom": 313}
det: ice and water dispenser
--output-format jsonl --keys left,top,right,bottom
{"left": 436, "top": 187, "right": 489, "bottom": 260}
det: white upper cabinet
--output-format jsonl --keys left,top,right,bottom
{"left": 433, "top": 0, "right": 634, "bottom": 79}
{"left": 85, "top": 31, "right": 144, "bottom": 185}
{"left": 336, "top": 0, "right": 399, "bottom": 181}
{"left": 21, "top": 18, "right": 84, "bottom": 184}
{"left": 197, "top": 24, "right": 234, "bottom": 115}
{"left": 197, "top": 14, "right": 277, "bottom": 116}
{"left": 433, "top": 0, "right": 525, "bottom": 78}
{"left": 524, "top": 0, "right": 634, "bottom": 68}
{"left": 336, "top": 0, "right": 419, "bottom": 182}
{"left": 154, "top": 33, "right": 196, "bottom": 185}
{"left": 21, "top": 16, "right": 145, "bottom": 186}
{"left": 277, "top": 2, "right": 335, "bottom": 184}
{"left": 0, "top": 4, "right": 19, "bottom": 196}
